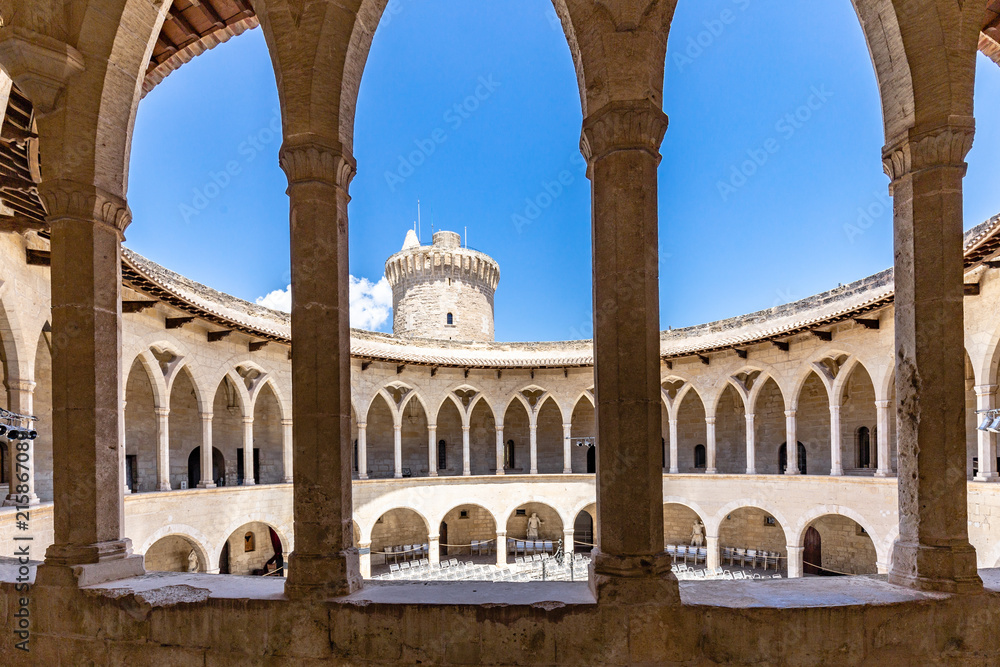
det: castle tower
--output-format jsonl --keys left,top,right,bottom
{"left": 385, "top": 230, "right": 500, "bottom": 341}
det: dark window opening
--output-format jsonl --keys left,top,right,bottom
{"left": 446, "top": 312, "right": 453, "bottom": 325}
{"left": 438, "top": 439, "right": 447, "bottom": 470}
{"left": 694, "top": 444, "right": 706, "bottom": 469}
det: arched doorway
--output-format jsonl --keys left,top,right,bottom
{"left": 803, "top": 526, "right": 822, "bottom": 575}
{"left": 188, "top": 447, "right": 225, "bottom": 489}
{"left": 586, "top": 444, "right": 595, "bottom": 473}
{"left": 573, "top": 507, "right": 594, "bottom": 552}
{"left": 505, "top": 502, "right": 563, "bottom": 563}
{"left": 370, "top": 508, "right": 430, "bottom": 575}
{"left": 778, "top": 442, "right": 807, "bottom": 474}
{"left": 439, "top": 504, "right": 497, "bottom": 558}
{"left": 220, "top": 521, "right": 284, "bottom": 575}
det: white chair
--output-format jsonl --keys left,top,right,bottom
{"left": 389, "top": 563, "right": 400, "bottom": 572}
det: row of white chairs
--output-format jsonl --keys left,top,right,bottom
{"left": 667, "top": 544, "right": 708, "bottom": 565}
{"left": 506, "top": 539, "right": 555, "bottom": 556}
{"left": 382, "top": 544, "right": 430, "bottom": 564}
{"left": 671, "top": 564, "right": 782, "bottom": 581}
{"left": 722, "top": 547, "right": 781, "bottom": 570}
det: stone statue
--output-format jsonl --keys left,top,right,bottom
{"left": 187, "top": 549, "right": 199, "bottom": 572}
{"left": 526, "top": 512, "right": 542, "bottom": 540}
{"left": 690, "top": 520, "right": 705, "bottom": 547}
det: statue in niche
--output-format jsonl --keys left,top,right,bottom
{"left": 690, "top": 520, "right": 705, "bottom": 547}
{"left": 526, "top": 512, "right": 543, "bottom": 541}
{"left": 187, "top": 550, "right": 199, "bottom": 572}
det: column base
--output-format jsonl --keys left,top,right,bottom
{"left": 530, "top": 469, "right": 538, "bottom": 475}
{"left": 495, "top": 470, "right": 504, "bottom": 476}
{"left": 284, "top": 550, "right": 362, "bottom": 599}
{"left": 393, "top": 473, "right": 402, "bottom": 479}
{"left": 283, "top": 477, "right": 294, "bottom": 483}
{"left": 197, "top": 481, "right": 217, "bottom": 489}
{"left": 974, "top": 472, "right": 1000, "bottom": 482}
{"left": 3, "top": 492, "right": 40, "bottom": 506}
{"left": 874, "top": 470, "right": 894, "bottom": 478}
{"left": 358, "top": 474, "right": 368, "bottom": 480}
{"left": 156, "top": 483, "right": 172, "bottom": 492}
{"left": 704, "top": 468, "right": 717, "bottom": 474}
{"left": 669, "top": 468, "right": 679, "bottom": 474}
{"left": 243, "top": 480, "right": 256, "bottom": 486}
{"left": 38, "top": 540, "right": 145, "bottom": 587}
{"left": 888, "top": 540, "right": 982, "bottom": 594}
{"left": 563, "top": 468, "right": 572, "bottom": 474}
{"left": 588, "top": 550, "right": 679, "bottom": 605}
{"left": 745, "top": 468, "right": 756, "bottom": 475}
{"left": 784, "top": 469, "right": 801, "bottom": 476}
{"left": 830, "top": 467, "right": 843, "bottom": 476}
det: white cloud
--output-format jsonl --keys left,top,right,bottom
{"left": 255, "top": 275, "right": 393, "bottom": 331}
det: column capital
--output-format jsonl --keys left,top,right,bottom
{"left": 745, "top": 413, "right": 755, "bottom": 421}
{"left": 356, "top": 421, "right": 366, "bottom": 429}
{"left": 39, "top": 180, "right": 131, "bottom": 232}
{"left": 829, "top": 404, "right": 841, "bottom": 414}
{"left": 528, "top": 423, "right": 537, "bottom": 431}
{"left": 580, "top": 99, "right": 669, "bottom": 165}
{"left": 495, "top": 530, "right": 507, "bottom": 537}
{"left": 874, "top": 399, "right": 892, "bottom": 409}
{"left": 281, "top": 418, "right": 294, "bottom": 427}
{"left": 974, "top": 384, "right": 998, "bottom": 397}
{"left": 154, "top": 407, "right": 170, "bottom": 418}
{"left": 242, "top": 416, "right": 254, "bottom": 425}
{"left": 0, "top": 28, "right": 84, "bottom": 114}
{"left": 461, "top": 424, "right": 470, "bottom": 431}
{"left": 563, "top": 423, "right": 573, "bottom": 429}
{"left": 496, "top": 422, "right": 504, "bottom": 431}
{"left": 668, "top": 418, "right": 678, "bottom": 426}
{"left": 704, "top": 416, "right": 716, "bottom": 425}
{"left": 882, "top": 117, "right": 975, "bottom": 183}
{"left": 393, "top": 423, "right": 402, "bottom": 431}
{"left": 427, "top": 423, "right": 437, "bottom": 430}
{"left": 5, "top": 379, "right": 36, "bottom": 393}
{"left": 784, "top": 409, "right": 796, "bottom": 418}
{"left": 278, "top": 137, "right": 356, "bottom": 189}
{"left": 199, "top": 412, "right": 213, "bottom": 422}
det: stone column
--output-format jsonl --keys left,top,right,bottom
{"left": 359, "top": 542, "right": 372, "bottom": 579}
{"left": 706, "top": 534, "right": 720, "bottom": 570}
{"left": 393, "top": 423, "right": 402, "bottom": 479}
{"left": 357, "top": 422, "right": 368, "bottom": 480}
{"left": 668, "top": 418, "right": 679, "bottom": 473}
{"left": 3, "top": 379, "right": 39, "bottom": 506}
{"left": 198, "top": 413, "right": 215, "bottom": 488}
{"left": 582, "top": 99, "right": 676, "bottom": 603}
{"left": 427, "top": 423, "right": 437, "bottom": 477}
{"left": 155, "top": 407, "right": 171, "bottom": 491}
{"left": 429, "top": 533, "right": 440, "bottom": 566}
{"left": 704, "top": 416, "right": 717, "bottom": 474}
{"left": 495, "top": 423, "right": 504, "bottom": 475}
{"left": 564, "top": 528, "right": 576, "bottom": 554}
{"left": 280, "top": 139, "right": 361, "bottom": 597}
{"left": 786, "top": 545, "right": 803, "bottom": 578}
{"left": 745, "top": 413, "right": 756, "bottom": 474}
{"left": 36, "top": 195, "right": 143, "bottom": 586}
{"left": 874, "top": 399, "right": 893, "bottom": 477}
{"left": 975, "top": 385, "right": 998, "bottom": 481}
{"left": 496, "top": 530, "right": 508, "bottom": 567}
{"left": 462, "top": 424, "right": 471, "bottom": 476}
{"left": 784, "top": 409, "right": 800, "bottom": 475}
{"left": 884, "top": 120, "right": 981, "bottom": 593}
{"left": 830, "top": 404, "right": 843, "bottom": 476}
{"left": 242, "top": 416, "right": 255, "bottom": 485}
{"left": 562, "top": 422, "right": 573, "bottom": 473}
{"left": 529, "top": 422, "right": 538, "bottom": 474}
{"left": 281, "top": 418, "right": 294, "bottom": 483}
{"left": 121, "top": 399, "right": 130, "bottom": 496}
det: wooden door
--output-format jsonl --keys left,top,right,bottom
{"left": 803, "top": 526, "right": 822, "bottom": 575}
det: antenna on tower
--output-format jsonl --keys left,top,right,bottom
{"left": 417, "top": 200, "right": 422, "bottom": 244}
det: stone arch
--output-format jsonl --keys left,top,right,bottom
{"left": 794, "top": 510, "right": 880, "bottom": 576}
{"left": 219, "top": 519, "right": 289, "bottom": 576}
{"left": 367, "top": 507, "right": 431, "bottom": 552}
{"left": 675, "top": 384, "right": 706, "bottom": 473}
{"left": 124, "top": 355, "right": 158, "bottom": 492}
{"left": 796, "top": 370, "right": 832, "bottom": 475}
{"left": 30, "top": 327, "right": 52, "bottom": 500}
{"left": 751, "top": 376, "right": 786, "bottom": 475}
{"left": 570, "top": 393, "right": 596, "bottom": 473}
{"left": 139, "top": 526, "right": 213, "bottom": 573}
{"left": 252, "top": 380, "right": 285, "bottom": 484}
{"left": 716, "top": 505, "right": 789, "bottom": 571}
{"left": 662, "top": 500, "right": 709, "bottom": 547}
{"left": 0, "top": 288, "right": 29, "bottom": 384}
{"left": 168, "top": 365, "right": 202, "bottom": 489}
{"left": 714, "top": 382, "right": 747, "bottom": 474}
{"left": 468, "top": 396, "right": 497, "bottom": 475}
{"left": 792, "top": 505, "right": 886, "bottom": 566}
{"left": 502, "top": 396, "right": 532, "bottom": 475}
{"left": 504, "top": 501, "right": 564, "bottom": 561}
{"left": 837, "top": 359, "right": 880, "bottom": 472}
{"left": 365, "top": 391, "right": 395, "bottom": 479}
{"left": 437, "top": 503, "right": 498, "bottom": 556}
{"left": 535, "top": 396, "right": 564, "bottom": 474}
{"left": 398, "top": 389, "right": 429, "bottom": 478}
{"left": 708, "top": 499, "right": 792, "bottom": 541}
{"left": 212, "top": 374, "right": 249, "bottom": 486}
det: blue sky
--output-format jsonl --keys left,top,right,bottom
{"left": 126, "top": 0, "right": 1000, "bottom": 342}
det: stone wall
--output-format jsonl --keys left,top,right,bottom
{"left": 808, "top": 514, "right": 878, "bottom": 575}
{"left": 505, "top": 502, "right": 563, "bottom": 543}
{"left": 663, "top": 503, "right": 701, "bottom": 545}
{"left": 145, "top": 535, "right": 202, "bottom": 572}
{"left": 370, "top": 508, "right": 430, "bottom": 557}
{"left": 224, "top": 520, "right": 280, "bottom": 575}
{"left": 440, "top": 504, "right": 497, "bottom": 555}
{"left": 718, "top": 507, "right": 787, "bottom": 560}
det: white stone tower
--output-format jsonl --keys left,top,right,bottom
{"left": 385, "top": 229, "right": 500, "bottom": 341}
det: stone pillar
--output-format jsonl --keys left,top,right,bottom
{"left": 529, "top": 422, "right": 538, "bottom": 474}
{"left": 884, "top": 120, "right": 981, "bottom": 593}
{"left": 3, "top": 379, "right": 39, "bottom": 506}
{"left": 582, "top": 99, "right": 676, "bottom": 603}
{"left": 36, "top": 199, "right": 143, "bottom": 586}
{"left": 198, "top": 413, "right": 215, "bottom": 488}
{"left": 280, "top": 139, "right": 361, "bottom": 597}
{"left": 281, "top": 418, "right": 294, "bottom": 483}
{"left": 562, "top": 422, "right": 573, "bottom": 474}
{"left": 706, "top": 534, "right": 720, "bottom": 570}
{"left": 874, "top": 399, "right": 893, "bottom": 477}
{"left": 564, "top": 528, "right": 575, "bottom": 554}
{"left": 121, "top": 399, "right": 130, "bottom": 496}
{"left": 496, "top": 530, "right": 508, "bottom": 567}
{"left": 704, "top": 416, "right": 717, "bottom": 474}
{"left": 668, "top": 418, "right": 679, "bottom": 473}
{"left": 786, "top": 545, "right": 803, "bottom": 578}
{"left": 429, "top": 534, "right": 440, "bottom": 566}
{"left": 242, "top": 416, "right": 255, "bottom": 485}
{"left": 359, "top": 542, "right": 372, "bottom": 579}
{"left": 830, "top": 404, "right": 843, "bottom": 476}
{"left": 495, "top": 423, "right": 504, "bottom": 475}
{"left": 357, "top": 422, "right": 368, "bottom": 480}
{"left": 427, "top": 423, "right": 437, "bottom": 477}
{"left": 155, "top": 407, "right": 171, "bottom": 491}
{"left": 745, "top": 413, "right": 756, "bottom": 474}
{"left": 393, "top": 423, "right": 402, "bottom": 479}
{"left": 974, "top": 385, "right": 998, "bottom": 482}
{"left": 462, "top": 424, "right": 471, "bottom": 476}
{"left": 784, "top": 410, "right": 800, "bottom": 475}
